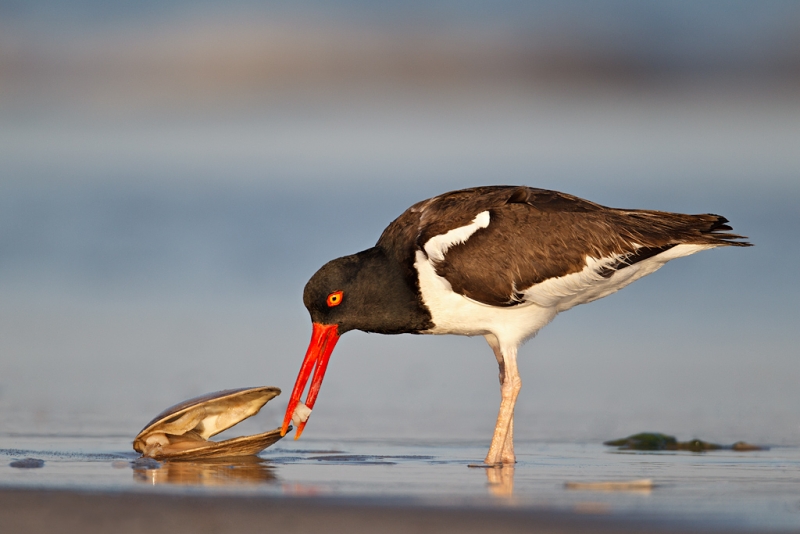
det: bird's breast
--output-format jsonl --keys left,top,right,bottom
{"left": 414, "top": 249, "right": 557, "bottom": 345}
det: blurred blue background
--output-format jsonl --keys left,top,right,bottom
{"left": 0, "top": 1, "right": 798, "bottom": 444}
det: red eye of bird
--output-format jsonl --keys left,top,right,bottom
{"left": 326, "top": 290, "right": 344, "bottom": 307}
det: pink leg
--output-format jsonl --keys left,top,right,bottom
{"left": 484, "top": 335, "right": 520, "bottom": 465}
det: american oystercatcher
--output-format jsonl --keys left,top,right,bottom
{"left": 281, "top": 186, "right": 750, "bottom": 465}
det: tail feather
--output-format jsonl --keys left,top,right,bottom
{"left": 703, "top": 214, "right": 752, "bottom": 247}
{"left": 619, "top": 210, "right": 752, "bottom": 248}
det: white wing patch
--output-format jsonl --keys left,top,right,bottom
{"left": 525, "top": 243, "right": 714, "bottom": 311}
{"left": 424, "top": 211, "right": 490, "bottom": 263}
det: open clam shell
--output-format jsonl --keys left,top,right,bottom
{"left": 133, "top": 386, "right": 288, "bottom": 460}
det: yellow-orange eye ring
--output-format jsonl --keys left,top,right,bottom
{"left": 326, "top": 290, "right": 344, "bottom": 307}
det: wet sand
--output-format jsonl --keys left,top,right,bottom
{"left": 0, "top": 487, "right": 765, "bottom": 534}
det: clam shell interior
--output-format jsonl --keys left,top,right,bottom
{"left": 133, "top": 386, "right": 287, "bottom": 460}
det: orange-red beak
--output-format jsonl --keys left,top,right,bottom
{"left": 281, "top": 322, "right": 340, "bottom": 439}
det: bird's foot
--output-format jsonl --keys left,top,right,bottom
{"left": 468, "top": 458, "right": 516, "bottom": 469}
{"left": 481, "top": 452, "right": 516, "bottom": 466}
{"left": 468, "top": 462, "right": 502, "bottom": 468}
{"left": 501, "top": 452, "right": 516, "bottom": 465}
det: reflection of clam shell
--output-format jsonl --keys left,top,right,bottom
{"left": 133, "top": 386, "right": 289, "bottom": 460}
{"left": 133, "top": 456, "right": 278, "bottom": 486}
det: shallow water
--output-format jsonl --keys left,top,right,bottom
{"left": 1, "top": 433, "right": 799, "bottom": 531}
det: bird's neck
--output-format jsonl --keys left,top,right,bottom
{"left": 352, "top": 247, "right": 433, "bottom": 335}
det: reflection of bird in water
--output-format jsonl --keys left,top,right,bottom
{"left": 282, "top": 186, "right": 750, "bottom": 465}
{"left": 486, "top": 465, "right": 515, "bottom": 497}
{"left": 132, "top": 456, "right": 277, "bottom": 486}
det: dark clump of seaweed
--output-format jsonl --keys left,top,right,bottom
{"left": 10, "top": 458, "right": 45, "bottom": 468}
{"left": 604, "top": 433, "right": 767, "bottom": 452}
{"left": 604, "top": 433, "right": 678, "bottom": 451}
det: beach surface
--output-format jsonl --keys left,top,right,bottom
{"left": 1, "top": 435, "right": 799, "bottom": 533}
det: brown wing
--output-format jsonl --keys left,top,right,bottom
{"left": 377, "top": 186, "right": 603, "bottom": 267}
{"left": 379, "top": 186, "right": 750, "bottom": 307}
